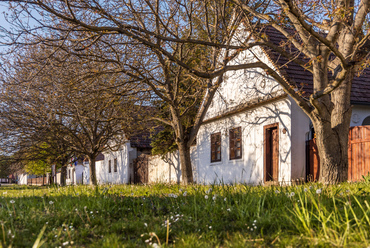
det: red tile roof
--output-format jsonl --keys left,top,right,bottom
{"left": 262, "top": 26, "right": 370, "bottom": 104}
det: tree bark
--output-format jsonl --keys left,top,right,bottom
{"left": 177, "top": 140, "right": 193, "bottom": 184}
{"left": 60, "top": 165, "right": 67, "bottom": 186}
{"left": 88, "top": 156, "right": 97, "bottom": 185}
{"left": 312, "top": 70, "right": 353, "bottom": 184}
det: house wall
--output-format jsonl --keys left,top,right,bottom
{"left": 290, "top": 97, "right": 311, "bottom": 181}
{"left": 148, "top": 147, "right": 197, "bottom": 184}
{"left": 196, "top": 98, "right": 292, "bottom": 184}
{"left": 18, "top": 173, "right": 27, "bottom": 185}
{"left": 351, "top": 105, "right": 370, "bottom": 126}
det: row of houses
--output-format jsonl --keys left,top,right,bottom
{"left": 18, "top": 27, "right": 370, "bottom": 186}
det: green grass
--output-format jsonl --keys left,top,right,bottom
{"left": 1, "top": 182, "right": 370, "bottom": 247}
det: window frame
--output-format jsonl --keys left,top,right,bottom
{"left": 210, "top": 132, "right": 222, "bottom": 163}
{"left": 114, "top": 158, "right": 118, "bottom": 172}
{"left": 229, "top": 127, "right": 242, "bottom": 160}
{"left": 108, "top": 160, "right": 111, "bottom": 173}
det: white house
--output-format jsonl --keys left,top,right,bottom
{"left": 193, "top": 27, "right": 370, "bottom": 185}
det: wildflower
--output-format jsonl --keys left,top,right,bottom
{"left": 209, "top": 226, "right": 212, "bottom": 229}
{"left": 304, "top": 188, "right": 308, "bottom": 192}
{"left": 275, "top": 190, "right": 280, "bottom": 194}
{"left": 9, "top": 200, "right": 15, "bottom": 204}
{"left": 205, "top": 195, "right": 209, "bottom": 199}
{"left": 49, "top": 201, "right": 54, "bottom": 205}
{"left": 62, "top": 241, "right": 69, "bottom": 246}
{"left": 144, "top": 223, "right": 148, "bottom": 227}
{"left": 46, "top": 222, "right": 49, "bottom": 225}
{"left": 227, "top": 208, "right": 231, "bottom": 211}
{"left": 224, "top": 197, "right": 227, "bottom": 201}
{"left": 309, "top": 186, "right": 312, "bottom": 189}
{"left": 212, "top": 195, "right": 217, "bottom": 201}
{"left": 152, "top": 243, "right": 160, "bottom": 248}
{"left": 183, "top": 191, "right": 187, "bottom": 196}
{"left": 145, "top": 239, "right": 150, "bottom": 243}
{"left": 316, "top": 189, "right": 322, "bottom": 194}
{"left": 290, "top": 192, "right": 295, "bottom": 197}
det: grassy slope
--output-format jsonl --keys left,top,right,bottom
{"left": 1, "top": 182, "right": 370, "bottom": 247}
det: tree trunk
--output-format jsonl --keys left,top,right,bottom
{"left": 60, "top": 165, "right": 67, "bottom": 186}
{"left": 178, "top": 141, "right": 193, "bottom": 184}
{"left": 88, "top": 156, "right": 97, "bottom": 185}
{"left": 312, "top": 71, "right": 352, "bottom": 184}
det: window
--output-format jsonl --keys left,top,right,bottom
{"left": 229, "top": 127, "right": 242, "bottom": 160}
{"left": 108, "top": 160, "right": 111, "bottom": 173}
{"left": 114, "top": 158, "right": 118, "bottom": 172}
{"left": 362, "top": 116, "right": 370, "bottom": 125}
{"left": 211, "top": 132, "right": 222, "bottom": 162}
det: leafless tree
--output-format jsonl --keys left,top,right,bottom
{"left": 0, "top": 44, "right": 144, "bottom": 185}
{"left": 2, "top": 0, "right": 369, "bottom": 183}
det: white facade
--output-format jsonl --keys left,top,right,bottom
{"left": 193, "top": 45, "right": 370, "bottom": 185}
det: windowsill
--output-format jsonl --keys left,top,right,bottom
{"left": 228, "top": 158, "right": 244, "bottom": 163}
{"left": 210, "top": 161, "right": 223, "bottom": 166}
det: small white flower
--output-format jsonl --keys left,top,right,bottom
{"left": 183, "top": 191, "right": 187, "bottom": 196}
{"left": 340, "top": 192, "right": 344, "bottom": 196}
{"left": 46, "top": 222, "right": 49, "bottom": 225}
{"left": 55, "top": 235, "right": 57, "bottom": 238}
{"left": 49, "top": 201, "right": 54, "bottom": 205}
{"left": 253, "top": 220, "right": 257, "bottom": 223}
{"left": 309, "top": 186, "right": 312, "bottom": 189}
{"left": 209, "top": 226, "right": 212, "bottom": 229}
{"left": 144, "top": 223, "right": 148, "bottom": 227}
{"left": 152, "top": 243, "right": 160, "bottom": 248}
{"left": 227, "top": 208, "right": 231, "bottom": 211}
{"left": 62, "top": 241, "right": 69, "bottom": 246}
{"left": 205, "top": 195, "right": 209, "bottom": 199}
{"left": 275, "top": 190, "right": 280, "bottom": 194}
{"left": 304, "top": 188, "right": 308, "bottom": 192}
{"left": 145, "top": 239, "right": 150, "bottom": 243}
{"left": 224, "top": 197, "right": 227, "bottom": 201}
{"left": 212, "top": 195, "right": 217, "bottom": 201}
{"left": 290, "top": 192, "right": 295, "bottom": 197}
{"left": 316, "top": 189, "right": 322, "bottom": 194}
{"left": 9, "top": 200, "right": 15, "bottom": 204}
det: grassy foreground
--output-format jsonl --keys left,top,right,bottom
{"left": 1, "top": 182, "right": 370, "bottom": 247}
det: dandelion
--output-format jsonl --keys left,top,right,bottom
{"left": 205, "top": 195, "right": 209, "bottom": 199}
{"left": 290, "top": 192, "right": 295, "bottom": 197}
{"left": 9, "top": 200, "right": 15, "bottom": 204}
{"left": 316, "top": 189, "right": 322, "bottom": 194}
{"left": 49, "top": 201, "right": 54, "bottom": 205}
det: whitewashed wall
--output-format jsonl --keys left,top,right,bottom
{"left": 148, "top": 147, "right": 197, "bottom": 184}
{"left": 351, "top": 105, "right": 370, "bottom": 126}
{"left": 18, "top": 174, "right": 27, "bottom": 185}
{"left": 196, "top": 98, "right": 292, "bottom": 184}
{"left": 290, "top": 97, "right": 311, "bottom": 181}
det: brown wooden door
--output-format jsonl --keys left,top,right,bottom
{"left": 272, "top": 128, "right": 279, "bottom": 181}
{"left": 133, "top": 154, "right": 149, "bottom": 184}
{"left": 264, "top": 123, "right": 279, "bottom": 182}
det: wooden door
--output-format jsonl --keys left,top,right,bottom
{"left": 264, "top": 123, "right": 279, "bottom": 182}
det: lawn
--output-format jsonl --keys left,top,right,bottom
{"left": 1, "top": 181, "right": 370, "bottom": 247}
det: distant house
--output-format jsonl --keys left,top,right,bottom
{"left": 193, "top": 27, "right": 370, "bottom": 185}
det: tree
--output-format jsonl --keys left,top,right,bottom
{"left": 0, "top": 44, "right": 143, "bottom": 185}
{"left": 3, "top": 0, "right": 368, "bottom": 183}
{"left": 1, "top": 0, "right": 242, "bottom": 184}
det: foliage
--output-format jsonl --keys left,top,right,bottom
{"left": 1, "top": 183, "right": 370, "bottom": 247}
{"left": 151, "top": 126, "right": 178, "bottom": 156}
